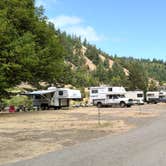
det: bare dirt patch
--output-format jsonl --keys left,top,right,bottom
{"left": 0, "top": 103, "right": 164, "bottom": 165}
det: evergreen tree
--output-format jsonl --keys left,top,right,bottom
{"left": 128, "top": 62, "right": 148, "bottom": 91}
{"left": 108, "top": 62, "right": 127, "bottom": 86}
{"left": 148, "top": 80, "right": 158, "bottom": 91}
{"left": 0, "top": 0, "right": 65, "bottom": 97}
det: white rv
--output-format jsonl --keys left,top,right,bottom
{"left": 146, "top": 91, "right": 160, "bottom": 104}
{"left": 26, "top": 87, "right": 81, "bottom": 109}
{"left": 126, "top": 91, "right": 144, "bottom": 104}
{"left": 89, "top": 86, "right": 133, "bottom": 108}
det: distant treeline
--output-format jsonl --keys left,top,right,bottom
{"left": 115, "top": 57, "right": 166, "bottom": 83}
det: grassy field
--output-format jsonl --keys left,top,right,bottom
{"left": 0, "top": 104, "right": 165, "bottom": 165}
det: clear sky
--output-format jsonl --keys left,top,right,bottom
{"left": 36, "top": 0, "right": 166, "bottom": 61}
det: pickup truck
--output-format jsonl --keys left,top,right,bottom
{"left": 93, "top": 94, "right": 133, "bottom": 108}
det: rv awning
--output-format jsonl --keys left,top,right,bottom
{"left": 25, "top": 89, "right": 56, "bottom": 95}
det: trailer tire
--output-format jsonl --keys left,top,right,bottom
{"left": 41, "top": 104, "right": 49, "bottom": 110}
{"left": 41, "top": 104, "right": 45, "bottom": 110}
{"left": 97, "top": 102, "right": 102, "bottom": 108}
{"left": 120, "top": 101, "right": 126, "bottom": 108}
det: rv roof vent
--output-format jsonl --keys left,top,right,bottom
{"left": 48, "top": 87, "right": 57, "bottom": 90}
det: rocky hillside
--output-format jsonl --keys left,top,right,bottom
{"left": 73, "top": 45, "right": 129, "bottom": 75}
{"left": 57, "top": 30, "right": 166, "bottom": 90}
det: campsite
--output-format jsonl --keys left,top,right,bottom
{"left": 0, "top": 103, "right": 165, "bottom": 165}
{"left": 1, "top": 1, "right": 166, "bottom": 165}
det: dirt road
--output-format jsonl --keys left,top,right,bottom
{"left": 0, "top": 104, "right": 165, "bottom": 166}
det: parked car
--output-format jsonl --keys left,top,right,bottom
{"left": 159, "top": 97, "right": 166, "bottom": 103}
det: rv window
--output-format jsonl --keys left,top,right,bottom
{"left": 119, "top": 95, "right": 125, "bottom": 98}
{"left": 147, "top": 94, "right": 154, "bottom": 97}
{"left": 35, "top": 95, "right": 41, "bottom": 99}
{"left": 113, "top": 95, "right": 118, "bottom": 99}
{"left": 137, "top": 94, "right": 143, "bottom": 97}
{"left": 108, "top": 88, "right": 112, "bottom": 91}
{"left": 59, "top": 91, "right": 63, "bottom": 96}
{"left": 92, "top": 90, "right": 98, "bottom": 94}
{"left": 108, "top": 95, "right": 113, "bottom": 99}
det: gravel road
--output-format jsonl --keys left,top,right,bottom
{"left": 2, "top": 107, "right": 166, "bottom": 166}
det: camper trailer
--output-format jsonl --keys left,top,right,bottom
{"left": 26, "top": 87, "right": 81, "bottom": 109}
{"left": 146, "top": 91, "right": 160, "bottom": 104}
{"left": 89, "top": 86, "right": 133, "bottom": 108}
{"left": 126, "top": 91, "right": 144, "bottom": 104}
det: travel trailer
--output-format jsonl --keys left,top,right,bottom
{"left": 125, "top": 91, "right": 144, "bottom": 104}
{"left": 26, "top": 87, "right": 81, "bottom": 109}
{"left": 89, "top": 86, "right": 133, "bottom": 108}
{"left": 146, "top": 91, "right": 160, "bottom": 104}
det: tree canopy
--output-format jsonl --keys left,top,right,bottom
{"left": 0, "top": 0, "right": 65, "bottom": 97}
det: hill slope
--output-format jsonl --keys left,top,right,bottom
{"left": 57, "top": 30, "right": 165, "bottom": 90}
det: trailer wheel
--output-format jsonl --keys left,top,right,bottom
{"left": 41, "top": 104, "right": 45, "bottom": 110}
{"left": 41, "top": 104, "right": 49, "bottom": 110}
{"left": 120, "top": 101, "right": 126, "bottom": 108}
{"left": 97, "top": 102, "right": 102, "bottom": 108}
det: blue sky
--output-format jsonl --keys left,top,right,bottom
{"left": 36, "top": 0, "right": 166, "bottom": 61}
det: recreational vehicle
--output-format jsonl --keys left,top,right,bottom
{"left": 146, "top": 91, "right": 160, "bottom": 104}
{"left": 89, "top": 86, "right": 133, "bottom": 108}
{"left": 126, "top": 91, "right": 144, "bottom": 104}
{"left": 26, "top": 87, "right": 81, "bottom": 109}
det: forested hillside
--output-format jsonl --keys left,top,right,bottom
{"left": 57, "top": 30, "right": 166, "bottom": 91}
{"left": 0, "top": 0, "right": 165, "bottom": 98}
{"left": 57, "top": 30, "right": 129, "bottom": 88}
{"left": 115, "top": 57, "right": 166, "bottom": 83}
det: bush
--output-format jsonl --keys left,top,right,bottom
{"left": 2, "top": 95, "right": 32, "bottom": 107}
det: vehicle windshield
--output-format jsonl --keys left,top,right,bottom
{"left": 118, "top": 95, "right": 125, "bottom": 98}
{"left": 107, "top": 94, "right": 125, "bottom": 99}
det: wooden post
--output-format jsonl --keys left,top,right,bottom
{"left": 98, "top": 107, "right": 101, "bottom": 125}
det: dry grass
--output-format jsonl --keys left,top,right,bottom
{"left": 68, "top": 105, "right": 160, "bottom": 118}
{"left": 0, "top": 103, "right": 164, "bottom": 165}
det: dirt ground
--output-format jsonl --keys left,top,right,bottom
{"left": 0, "top": 103, "right": 165, "bottom": 165}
